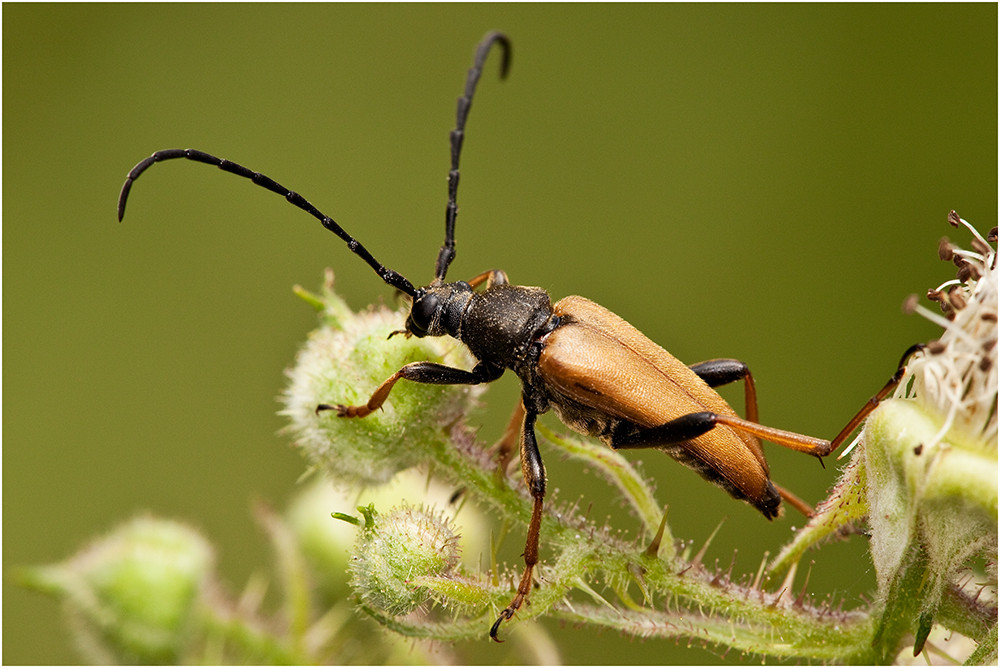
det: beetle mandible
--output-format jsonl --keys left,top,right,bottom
{"left": 118, "top": 31, "right": 918, "bottom": 641}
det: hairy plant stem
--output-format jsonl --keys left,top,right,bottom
{"left": 407, "top": 415, "right": 878, "bottom": 661}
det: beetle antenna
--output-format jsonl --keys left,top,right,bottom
{"left": 117, "top": 149, "right": 418, "bottom": 297}
{"left": 434, "top": 31, "right": 511, "bottom": 282}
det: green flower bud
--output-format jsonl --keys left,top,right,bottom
{"left": 24, "top": 516, "right": 214, "bottom": 664}
{"left": 286, "top": 470, "right": 491, "bottom": 605}
{"left": 864, "top": 398, "right": 997, "bottom": 599}
{"left": 349, "top": 504, "right": 461, "bottom": 616}
{"left": 282, "top": 275, "right": 482, "bottom": 487}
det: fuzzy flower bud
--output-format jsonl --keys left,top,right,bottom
{"left": 285, "top": 469, "right": 490, "bottom": 605}
{"left": 864, "top": 399, "right": 996, "bottom": 595}
{"left": 348, "top": 503, "right": 461, "bottom": 616}
{"left": 281, "top": 271, "right": 482, "bottom": 487}
{"left": 22, "top": 516, "right": 214, "bottom": 664}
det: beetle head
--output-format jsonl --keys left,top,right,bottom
{"left": 404, "top": 282, "right": 474, "bottom": 339}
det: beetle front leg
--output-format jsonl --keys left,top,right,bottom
{"left": 466, "top": 268, "right": 509, "bottom": 289}
{"left": 317, "top": 361, "right": 504, "bottom": 418}
{"left": 491, "top": 401, "right": 545, "bottom": 642}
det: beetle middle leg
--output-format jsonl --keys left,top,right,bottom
{"left": 492, "top": 399, "right": 525, "bottom": 475}
{"left": 491, "top": 398, "right": 545, "bottom": 642}
{"left": 317, "top": 360, "right": 504, "bottom": 417}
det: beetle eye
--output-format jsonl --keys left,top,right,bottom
{"left": 408, "top": 293, "right": 439, "bottom": 335}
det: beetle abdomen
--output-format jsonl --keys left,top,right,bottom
{"left": 538, "top": 296, "right": 778, "bottom": 515}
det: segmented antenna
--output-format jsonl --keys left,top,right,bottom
{"left": 118, "top": 33, "right": 511, "bottom": 294}
{"left": 117, "top": 148, "right": 418, "bottom": 297}
{"left": 434, "top": 31, "right": 511, "bottom": 282}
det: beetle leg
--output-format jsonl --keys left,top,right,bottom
{"left": 491, "top": 399, "right": 526, "bottom": 475}
{"left": 612, "top": 412, "right": 724, "bottom": 449}
{"left": 827, "top": 343, "right": 926, "bottom": 454}
{"left": 688, "top": 358, "right": 759, "bottom": 423}
{"left": 317, "top": 361, "right": 504, "bottom": 418}
{"left": 491, "top": 400, "right": 545, "bottom": 642}
{"left": 686, "top": 343, "right": 927, "bottom": 458}
{"left": 772, "top": 482, "right": 814, "bottom": 517}
{"left": 710, "top": 414, "right": 834, "bottom": 456}
{"left": 467, "top": 269, "right": 509, "bottom": 289}
{"left": 689, "top": 359, "right": 820, "bottom": 516}
{"left": 612, "top": 411, "right": 832, "bottom": 457}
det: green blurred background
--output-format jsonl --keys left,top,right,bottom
{"left": 4, "top": 4, "right": 996, "bottom": 664}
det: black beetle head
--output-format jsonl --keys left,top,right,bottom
{"left": 405, "top": 290, "right": 439, "bottom": 337}
{"left": 405, "top": 282, "right": 472, "bottom": 339}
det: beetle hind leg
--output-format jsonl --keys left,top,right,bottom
{"left": 711, "top": 413, "right": 834, "bottom": 457}
{"left": 608, "top": 413, "right": 827, "bottom": 519}
{"left": 608, "top": 411, "right": 831, "bottom": 456}
{"left": 688, "top": 358, "right": 759, "bottom": 423}
{"left": 772, "top": 482, "right": 814, "bottom": 517}
{"left": 646, "top": 356, "right": 836, "bottom": 459}
{"left": 826, "top": 343, "right": 926, "bottom": 454}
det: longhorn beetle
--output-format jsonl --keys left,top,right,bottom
{"left": 118, "top": 31, "right": 921, "bottom": 641}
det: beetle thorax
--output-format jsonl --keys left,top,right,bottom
{"left": 459, "top": 284, "right": 556, "bottom": 371}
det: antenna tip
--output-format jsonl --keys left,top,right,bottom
{"left": 117, "top": 179, "right": 133, "bottom": 222}
{"left": 481, "top": 31, "right": 512, "bottom": 80}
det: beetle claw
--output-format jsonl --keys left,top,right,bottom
{"left": 490, "top": 608, "right": 514, "bottom": 642}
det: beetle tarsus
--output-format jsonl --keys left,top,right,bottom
{"left": 315, "top": 402, "right": 366, "bottom": 418}
{"left": 491, "top": 575, "right": 531, "bottom": 642}
{"left": 335, "top": 404, "right": 371, "bottom": 418}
